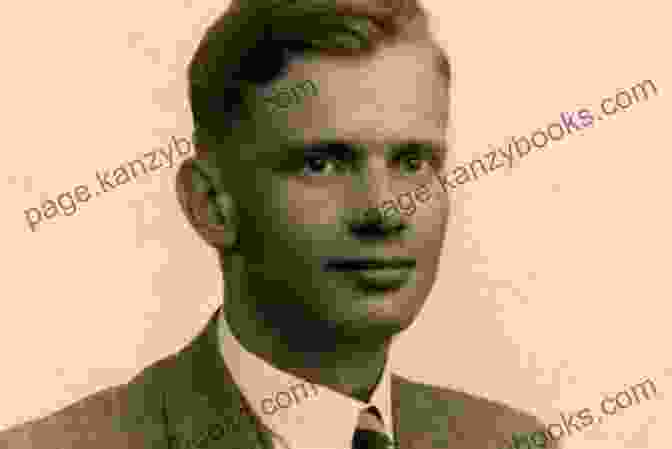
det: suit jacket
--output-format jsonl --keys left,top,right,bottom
{"left": 0, "top": 310, "right": 558, "bottom": 449}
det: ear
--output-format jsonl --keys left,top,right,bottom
{"left": 176, "top": 157, "right": 239, "bottom": 250}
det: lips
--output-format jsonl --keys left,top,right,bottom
{"left": 323, "top": 257, "right": 416, "bottom": 270}
{"left": 323, "top": 257, "right": 416, "bottom": 290}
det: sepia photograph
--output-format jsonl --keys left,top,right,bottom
{"left": 1, "top": 1, "right": 670, "bottom": 448}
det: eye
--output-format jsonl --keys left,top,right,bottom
{"left": 398, "top": 153, "right": 429, "bottom": 175}
{"left": 301, "top": 155, "right": 342, "bottom": 176}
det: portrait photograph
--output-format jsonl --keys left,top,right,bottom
{"left": 1, "top": 1, "right": 670, "bottom": 448}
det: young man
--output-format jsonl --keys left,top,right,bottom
{"left": 0, "top": 1, "right": 557, "bottom": 448}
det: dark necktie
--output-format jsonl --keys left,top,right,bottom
{"left": 352, "top": 406, "right": 396, "bottom": 449}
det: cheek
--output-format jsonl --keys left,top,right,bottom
{"left": 412, "top": 194, "right": 450, "bottom": 234}
{"left": 284, "top": 182, "right": 344, "bottom": 227}
{"left": 285, "top": 200, "right": 342, "bottom": 228}
{"left": 407, "top": 201, "right": 449, "bottom": 271}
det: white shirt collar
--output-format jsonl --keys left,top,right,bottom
{"left": 217, "top": 308, "right": 394, "bottom": 449}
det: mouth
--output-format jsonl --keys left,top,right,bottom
{"left": 323, "top": 257, "right": 416, "bottom": 291}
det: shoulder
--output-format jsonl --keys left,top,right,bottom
{"left": 0, "top": 355, "right": 177, "bottom": 449}
{"left": 392, "top": 374, "right": 561, "bottom": 449}
{"left": 0, "top": 384, "right": 129, "bottom": 449}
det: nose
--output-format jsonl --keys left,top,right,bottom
{"left": 346, "top": 159, "right": 406, "bottom": 239}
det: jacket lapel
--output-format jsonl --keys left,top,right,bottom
{"left": 160, "top": 309, "right": 273, "bottom": 449}
{"left": 157, "top": 309, "right": 464, "bottom": 449}
{"left": 392, "top": 375, "right": 477, "bottom": 449}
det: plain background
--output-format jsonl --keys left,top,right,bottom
{"left": 1, "top": 1, "right": 671, "bottom": 447}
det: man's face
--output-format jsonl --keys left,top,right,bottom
{"left": 222, "top": 37, "right": 450, "bottom": 339}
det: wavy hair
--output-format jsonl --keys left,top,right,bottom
{"left": 188, "top": 0, "right": 450, "bottom": 154}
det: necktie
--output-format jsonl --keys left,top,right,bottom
{"left": 352, "top": 406, "right": 396, "bottom": 449}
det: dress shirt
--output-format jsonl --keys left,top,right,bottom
{"left": 217, "top": 308, "right": 394, "bottom": 449}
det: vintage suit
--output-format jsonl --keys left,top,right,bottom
{"left": 0, "top": 309, "right": 556, "bottom": 449}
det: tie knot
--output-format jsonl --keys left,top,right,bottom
{"left": 353, "top": 406, "right": 395, "bottom": 449}
{"left": 357, "top": 406, "right": 386, "bottom": 433}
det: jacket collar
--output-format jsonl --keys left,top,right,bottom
{"left": 158, "top": 308, "right": 454, "bottom": 449}
{"left": 162, "top": 308, "right": 271, "bottom": 449}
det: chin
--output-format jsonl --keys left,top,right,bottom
{"left": 332, "top": 293, "right": 425, "bottom": 338}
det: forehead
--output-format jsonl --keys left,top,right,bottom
{"left": 253, "top": 39, "right": 450, "bottom": 147}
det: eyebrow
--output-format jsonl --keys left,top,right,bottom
{"left": 388, "top": 139, "right": 446, "bottom": 155}
{"left": 287, "top": 138, "right": 447, "bottom": 156}
{"left": 300, "top": 140, "right": 355, "bottom": 158}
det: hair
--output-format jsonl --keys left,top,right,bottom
{"left": 187, "top": 0, "right": 451, "bottom": 157}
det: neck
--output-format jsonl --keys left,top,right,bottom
{"left": 221, "top": 252, "right": 391, "bottom": 401}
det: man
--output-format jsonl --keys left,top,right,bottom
{"left": 0, "top": 1, "right": 557, "bottom": 448}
